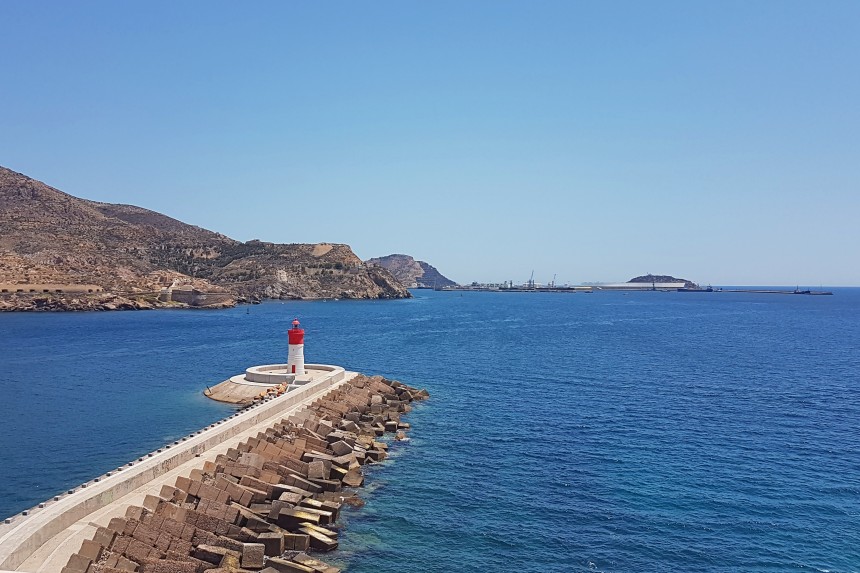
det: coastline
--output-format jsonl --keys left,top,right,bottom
{"left": 0, "top": 293, "right": 235, "bottom": 313}
{"left": 0, "top": 291, "right": 412, "bottom": 313}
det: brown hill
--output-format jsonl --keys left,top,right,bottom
{"left": 366, "top": 254, "right": 456, "bottom": 288}
{"left": 0, "top": 166, "right": 409, "bottom": 310}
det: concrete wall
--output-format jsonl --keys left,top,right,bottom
{"left": 244, "top": 365, "right": 295, "bottom": 384}
{"left": 0, "top": 365, "right": 346, "bottom": 571}
{"left": 0, "top": 284, "right": 103, "bottom": 295}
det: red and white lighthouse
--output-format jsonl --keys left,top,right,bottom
{"left": 287, "top": 318, "right": 305, "bottom": 375}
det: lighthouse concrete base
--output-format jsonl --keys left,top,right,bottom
{"left": 204, "top": 364, "right": 339, "bottom": 404}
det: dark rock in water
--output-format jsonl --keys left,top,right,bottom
{"left": 342, "top": 495, "right": 365, "bottom": 508}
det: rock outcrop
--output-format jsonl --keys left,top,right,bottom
{"left": 0, "top": 166, "right": 409, "bottom": 310}
{"left": 365, "top": 254, "right": 456, "bottom": 289}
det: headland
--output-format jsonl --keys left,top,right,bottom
{"left": 0, "top": 165, "right": 410, "bottom": 312}
{"left": 364, "top": 254, "right": 456, "bottom": 289}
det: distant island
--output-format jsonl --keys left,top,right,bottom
{"left": 628, "top": 274, "right": 699, "bottom": 289}
{"left": 0, "top": 166, "right": 410, "bottom": 311}
{"left": 365, "top": 254, "right": 456, "bottom": 289}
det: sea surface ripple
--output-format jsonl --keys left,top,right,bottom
{"left": 1, "top": 289, "right": 858, "bottom": 572}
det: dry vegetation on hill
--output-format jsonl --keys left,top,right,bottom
{"left": 0, "top": 166, "right": 409, "bottom": 310}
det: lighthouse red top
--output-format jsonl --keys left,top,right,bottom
{"left": 288, "top": 318, "right": 304, "bottom": 345}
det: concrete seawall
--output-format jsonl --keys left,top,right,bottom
{"left": 0, "top": 365, "right": 349, "bottom": 572}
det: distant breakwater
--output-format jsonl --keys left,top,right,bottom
{"left": 714, "top": 288, "right": 833, "bottom": 295}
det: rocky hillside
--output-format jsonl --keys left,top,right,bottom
{"left": 629, "top": 274, "right": 698, "bottom": 288}
{"left": 366, "top": 254, "right": 456, "bottom": 289}
{"left": 0, "top": 166, "right": 409, "bottom": 310}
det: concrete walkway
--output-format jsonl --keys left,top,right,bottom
{"left": 0, "top": 366, "right": 355, "bottom": 572}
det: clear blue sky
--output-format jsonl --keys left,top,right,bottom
{"left": 2, "top": 1, "right": 858, "bottom": 286}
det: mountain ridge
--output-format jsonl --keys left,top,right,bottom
{"left": 0, "top": 165, "right": 409, "bottom": 310}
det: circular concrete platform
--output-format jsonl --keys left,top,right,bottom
{"left": 204, "top": 363, "right": 337, "bottom": 404}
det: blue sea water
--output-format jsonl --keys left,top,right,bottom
{"left": 1, "top": 289, "right": 859, "bottom": 572}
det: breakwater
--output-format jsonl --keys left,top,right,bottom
{"left": 716, "top": 288, "right": 834, "bottom": 295}
{"left": 0, "top": 370, "right": 427, "bottom": 573}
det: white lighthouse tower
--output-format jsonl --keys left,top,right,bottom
{"left": 287, "top": 318, "right": 305, "bottom": 375}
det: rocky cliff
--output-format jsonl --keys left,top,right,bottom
{"left": 365, "top": 254, "right": 456, "bottom": 288}
{"left": 0, "top": 166, "right": 409, "bottom": 310}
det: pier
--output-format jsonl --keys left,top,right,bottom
{"left": 0, "top": 367, "right": 428, "bottom": 572}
